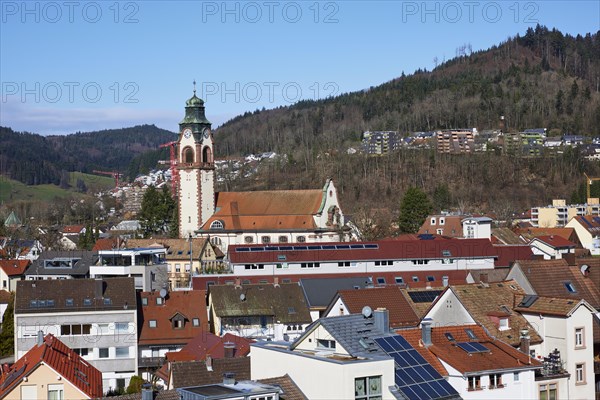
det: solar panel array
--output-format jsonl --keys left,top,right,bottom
{"left": 374, "top": 335, "right": 459, "bottom": 400}
{"left": 407, "top": 290, "right": 443, "bottom": 303}
{"left": 234, "top": 243, "right": 379, "bottom": 252}
{"left": 456, "top": 342, "right": 489, "bottom": 354}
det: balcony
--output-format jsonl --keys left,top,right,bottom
{"left": 138, "top": 356, "right": 166, "bottom": 368}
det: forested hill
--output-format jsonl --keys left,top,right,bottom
{"left": 0, "top": 125, "right": 175, "bottom": 186}
{"left": 215, "top": 25, "right": 600, "bottom": 157}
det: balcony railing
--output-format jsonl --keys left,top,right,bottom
{"left": 138, "top": 356, "right": 165, "bottom": 368}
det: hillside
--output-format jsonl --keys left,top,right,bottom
{"left": 215, "top": 26, "right": 600, "bottom": 158}
{"left": 0, "top": 125, "right": 175, "bottom": 187}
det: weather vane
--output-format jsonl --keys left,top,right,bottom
{"left": 193, "top": 80, "right": 196, "bottom": 95}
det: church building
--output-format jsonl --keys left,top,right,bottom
{"left": 176, "top": 88, "right": 351, "bottom": 251}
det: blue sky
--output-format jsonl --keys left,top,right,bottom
{"left": 1, "top": 0, "right": 599, "bottom": 135}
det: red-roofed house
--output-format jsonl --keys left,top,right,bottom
{"left": 138, "top": 290, "right": 208, "bottom": 379}
{"left": 0, "top": 259, "right": 29, "bottom": 291}
{"left": 155, "top": 332, "right": 253, "bottom": 385}
{"left": 0, "top": 333, "right": 103, "bottom": 399}
{"left": 323, "top": 286, "right": 420, "bottom": 328}
{"left": 528, "top": 235, "right": 576, "bottom": 259}
{"left": 62, "top": 225, "right": 86, "bottom": 235}
{"left": 399, "top": 325, "right": 544, "bottom": 400}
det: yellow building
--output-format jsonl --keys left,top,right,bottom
{"left": 531, "top": 199, "right": 600, "bottom": 227}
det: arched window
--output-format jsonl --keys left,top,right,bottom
{"left": 183, "top": 147, "right": 194, "bottom": 163}
{"left": 210, "top": 220, "right": 224, "bottom": 230}
{"left": 202, "top": 146, "right": 212, "bottom": 163}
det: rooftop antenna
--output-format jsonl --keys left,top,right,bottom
{"left": 193, "top": 80, "right": 196, "bottom": 95}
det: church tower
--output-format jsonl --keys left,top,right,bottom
{"left": 177, "top": 85, "right": 215, "bottom": 238}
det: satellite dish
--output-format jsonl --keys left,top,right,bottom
{"left": 362, "top": 305, "right": 373, "bottom": 318}
{"left": 159, "top": 288, "right": 167, "bottom": 298}
{"left": 240, "top": 293, "right": 246, "bottom": 302}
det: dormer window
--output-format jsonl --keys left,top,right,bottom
{"left": 439, "top": 217, "right": 445, "bottom": 225}
{"left": 431, "top": 217, "right": 437, "bottom": 225}
{"left": 210, "top": 220, "right": 224, "bottom": 230}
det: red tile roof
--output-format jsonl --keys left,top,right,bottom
{"left": 138, "top": 290, "right": 208, "bottom": 346}
{"left": 201, "top": 189, "right": 325, "bottom": 231}
{"left": 531, "top": 235, "right": 576, "bottom": 248}
{"left": 0, "top": 259, "right": 29, "bottom": 276}
{"left": 516, "top": 227, "right": 576, "bottom": 242}
{"left": 334, "top": 287, "right": 420, "bottom": 327}
{"left": 0, "top": 334, "right": 103, "bottom": 399}
{"left": 399, "top": 325, "right": 541, "bottom": 375}
{"left": 493, "top": 245, "right": 534, "bottom": 267}
{"left": 63, "top": 225, "right": 85, "bottom": 234}
{"left": 92, "top": 237, "right": 122, "bottom": 251}
{"left": 418, "top": 215, "right": 466, "bottom": 238}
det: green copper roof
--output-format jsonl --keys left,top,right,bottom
{"left": 4, "top": 211, "right": 21, "bottom": 227}
{"left": 186, "top": 94, "right": 204, "bottom": 106}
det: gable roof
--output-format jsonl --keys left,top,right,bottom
{"left": 570, "top": 215, "right": 600, "bottom": 235}
{"left": 299, "top": 276, "right": 371, "bottom": 309}
{"left": 0, "top": 259, "right": 30, "bottom": 276}
{"left": 418, "top": 214, "right": 466, "bottom": 238}
{"left": 201, "top": 189, "right": 325, "bottom": 231}
{"left": 0, "top": 334, "right": 102, "bottom": 398}
{"left": 331, "top": 287, "right": 420, "bottom": 328}
{"left": 445, "top": 281, "right": 543, "bottom": 346}
{"left": 293, "top": 313, "right": 389, "bottom": 357}
{"left": 400, "top": 325, "right": 540, "bottom": 376}
{"left": 530, "top": 235, "right": 576, "bottom": 249}
{"left": 257, "top": 375, "right": 308, "bottom": 400}
{"left": 0, "top": 290, "right": 12, "bottom": 304}
{"left": 138, "top": 290, "right": 208, "bottom": 346}
{"left": 62, "top": 225, "right": 85, "bottom": 234}
{"left": 514, "top": 296, "right": 595, "bottom": 317}
{"left": 15, "top": 277, "right": 136, "bottom": 314}
{"left": 512, "top": 259, "right": 600, "bottom": 308}
{"left": 517, "top": 227, "right": 577, "bottom": 242}
{"left": 491, "top": 227, "right": 523, "bottom": 245}
{"left": 209, "top": 283, "right": 311, "bottom": 324}
{"left": 170, "top": 357, "right": 250, "bottom": 389}
{"left": 400, "top": 287, "right": 448, "bottom": 318}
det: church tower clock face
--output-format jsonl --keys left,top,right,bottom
{"left": 177, "top": 86, "right": 215, "bottom": 239}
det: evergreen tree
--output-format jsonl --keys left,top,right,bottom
{"left": 139, "top": 186, "right": 177, "bottom": 237}
{"left": 432, "top": 184, "right": 452, "bottom": 212}
{"left": 398, "top": 187, "right": 433, "bottom": 234}
{"left": 0, "top": 292, "right": 14, "bottom": 356}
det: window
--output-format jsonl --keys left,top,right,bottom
{"left": 513, "top": 372, "right": 520, "bottom": 382}
{"left": 149, "top": 320, "right": 157, "bottom": 328}
{"left": 317, "top": 339, "right": 336, "bottom": 349}
{"left": 575, "top": 327, "right": 584, "bottom": 348}
{"left": 156, "top": 297, "right": 163, "bottom": 305}
{"left": 297, "top": 236, "right": 306, "bottom": 243}
{"left": 355, "top": 376, "right": 381, "bottom": 399}
{"left": 412, "top": 276, "right": 419, "bottom": 282}
{"left": 376, "top": 277, "right": 386, "bottom": 285}
{"left": 575, "top": 363, "right": 585, "bottom": 384}
{"left": 539, "top": 383, "right": 557, "bottom": 400}
{"left": 465, "top": 328, "right": 477, "bottom": 340}
{"left": 103, "top": 298, "right": 111, "bottom": 305}
{"left": 499, "top": 317, "right": 509, "bottom": 331}
{"left": 173, "top": 318, "right": 184, "bottom": 329}
{"left": 261, "top": 236, "right": 271, "bottom": 244}
{"left": 244, "top": 236, "right": 254, "bottom": 244}
{"left": 115, "top": 323, "right": 129, "bottom": 333}
{"left": 338, "top": 261, "right": 351, "bottom": 267}
{"left": 278, "top": 236, "right": 288, "bottom": 243}
{"left": 395, "top": 277, "right": 404, "bottom": 284}
{"left": 468, "top": 375, "right": 481, "bottom": 391}
{"left": 99, "top": 348, "right": 109, "bottom": 358}
{"left": 439, "top": 217, "right": 445, "bottom": 225}
{"left": 48, "top": 384, "right": 64, "bottom": 400}
{"left": 489, "top": 373, "right": 503, "bottom": 389}
{"left": 193, "top": 318, "right": 200, "bottom": 327}
{"left": 436, "top": 229, "right": 443, "bottom": 235}
{"left": 426, "top": 276, "right": 435, "bottom": 282}
{"left": 431, "top": 217, "right": 436, "bottom": 225}
{"left": 142, "top": 297, "right": 148, "bottom": 306}
{"left": 564, "top": 282, "right": 577, "bottom": 293}
{"left": 115, "top": 347, "right": 129, "bottom": 358}
{"left": 175, "top": 263, "right": 181, "bottom": 272}
{"left": 60, "top": 324, "right": 91, "bottom": 336}
{"left": 184, "top": 147, "right": 194, "bottom": 163}
{"left": 83, "top": 298, "right": 92, "bottom": 306}
{"left": 65, "top": 298, "right": 73, "bottom": 307}
{"left": 210, "top": 220, "right": 224, "bottom": 229}
{"left": 74, "top": 348, "right": 89, "bottom": 357}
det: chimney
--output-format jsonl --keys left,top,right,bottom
{"left": 421, "top": 318, "right": 433, "bottom": 347}
{"left": 234, "top": 278, "right": 241, "bottom": 288}
{"left": 480, "top": 273, "right": 488, "bottom": 284}
{"left": 373, "top": 308, "right": 390, "bottom": 334}
{"left": 224, "top": 342, "right": 236, "bottom": 358}
{"left": 520, "top": 329, "right": 530, "bottom": 356}
{"left": 206, "top": 355, "right": 213, "bottom": 371}
{"left": 141, "top": 383, "right": 153, "bottom": 400}
{"left": 94, "top": 278, "right": 103, "bottom": 299}
{"left": 37, "top": 331, "right": 44, "bottom": 347}
{"left": 442, "top": 276, "right": 449, "bottom": 287}
{"left": 223, "top": 372, "right": 235, "bottom": 386}
{"left": 273, "top": 277, "right": 279, "bottom": 287}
